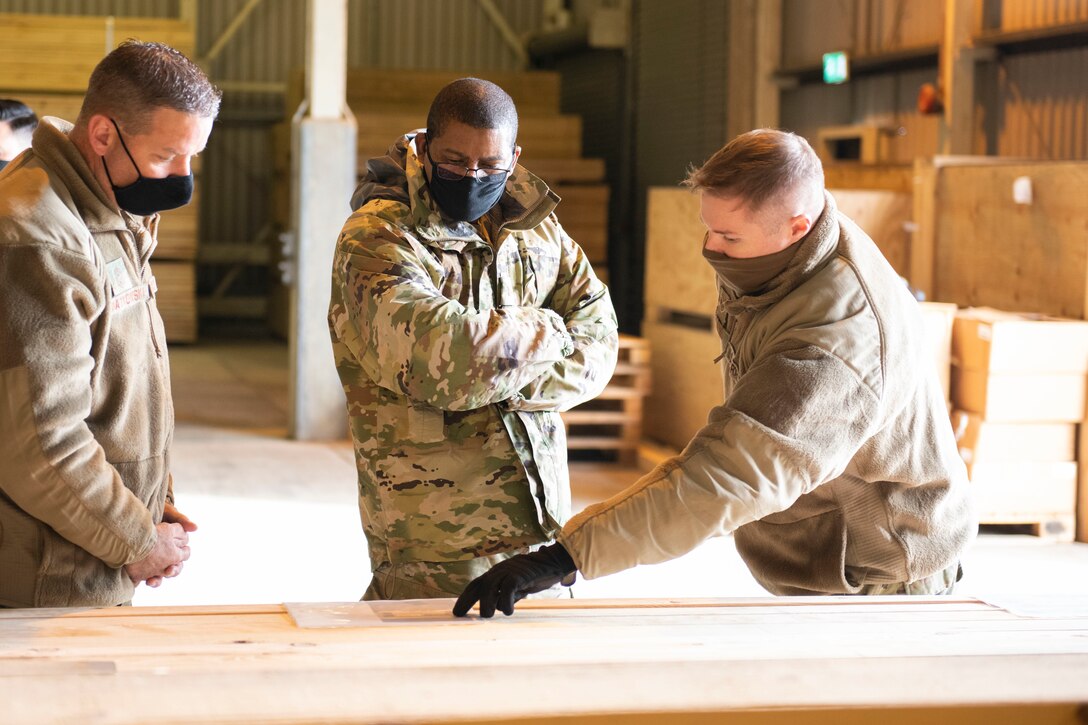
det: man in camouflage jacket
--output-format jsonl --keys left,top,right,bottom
{"left": 328, "top": 79, "right": 618, "bottom": 599}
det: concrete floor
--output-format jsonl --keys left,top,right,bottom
{"left": 134, "top": 340, "right": 1088, "bottom": 606}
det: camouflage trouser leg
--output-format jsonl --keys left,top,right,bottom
{"left": 362, "top": 546, "right": 572, "bottom": 601}
{"left": 854, "top": 562, "right": 963, "bottom": 595}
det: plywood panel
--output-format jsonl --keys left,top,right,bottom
{"left": 644, "top": 187, "right": 717, "bottom": 317}
{"left": 641, "top": 319, "right": 723, "bottom": 451}
{"left": 1, "top": 598, "right": 1086, "bottom": 724}
{"left": 931, "top": 161, "right": 1088, "bottom": 317}
{"left": 831, "top": 188, "right": 912, "bottom": 276}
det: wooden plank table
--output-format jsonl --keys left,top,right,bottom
{"left": 1, "top": 596, "right": 1086, "bottom": 724}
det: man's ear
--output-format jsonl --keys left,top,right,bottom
{"left": 85, "top": 114, "right": 114, "bottom": 156}
{"left": 512, "top": 145, "right": 522, "bottom": 167}
{"left": 788, "top": 214, "right": 812, "bottom": 243}
{"left": 414, "top": 132, "right": 427, "bottom": 156}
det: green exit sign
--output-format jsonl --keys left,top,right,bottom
{"left": 823, "top": 51, "right": 850, "bottom": 84}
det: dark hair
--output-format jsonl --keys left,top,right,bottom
{"left": 0, "top": 99, "right": 37, "bottom": 139}
{"left": 425, "top": 78, "right": 518, "bottom": 146}
{"left": 684, "top": 129, "right": 824, "bottom": 212}
{"left": 78, "top": 40, "right": 221, "bottom": 133}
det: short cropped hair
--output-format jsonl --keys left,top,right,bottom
{"left": 425, "top": 78, "right": 518, "bottom": 147}
{"left": 685, "top": 129, "right": 824, "bottom": 213}
{"left": 78, "top": 40, "right": 221, "bottom": 134}
{"left": 0, "top": 99, "right": 37, "bottom": 141}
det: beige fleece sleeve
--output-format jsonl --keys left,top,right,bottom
{"left": 559, "top": 344, "right": 879, "bottom": 579}
{"left": 0, "top": 244, "right": 156, "bottom": 568}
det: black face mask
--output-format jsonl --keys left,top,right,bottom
{"left": 102, "top": 118, "right": 193, "bottom": 216}
{"left": 425, "top": 146, "right": 509, "bottom": 222}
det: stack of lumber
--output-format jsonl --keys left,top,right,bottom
{"left": 0, "top": 13, "right": 199, "bottom": 343}
{"left": 951, "top": 308, "right": 1088, "bottom": 541}
{"left": 0, "top": 13, "right": 193, "bottom": 93}
{"left": 273, "top": 67, "right": 610, "bottom": 270}
{"left": 561, "top": 334, "right": 651, "bottom": 465}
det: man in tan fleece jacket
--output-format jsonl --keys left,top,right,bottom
{"left": 455, "top": 129, "right": 977, "bottom": 617}
{"left": 0, "top": 41, "right": 220, "bottom": 608}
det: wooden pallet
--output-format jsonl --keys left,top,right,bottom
{"left": 562, "top": 334, "right": 650, "bottom": 465}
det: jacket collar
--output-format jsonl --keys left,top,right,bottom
{"left": 32, "top": 117, "right": 130, "bottom": 234}
{"left": 721, "top": 191, "right": 840, "bottom": 314}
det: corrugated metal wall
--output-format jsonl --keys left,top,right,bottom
{"left": 992, "top": 0, "right": 1088, "bottom": 29}
{"left": 627, "top": 0, "right": 729, "bottom": 331}
{"left": 781, "top": 0, "right": 942, "bottom": 68}
{"left": 779, "top": 0, "right": 943, "bottom": 163}
{"left": 988, "top": 46, "right": 1088, "bottom": 158}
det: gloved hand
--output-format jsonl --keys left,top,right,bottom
{"left": 452, "top": 543, "right": 577, "bottom": 618}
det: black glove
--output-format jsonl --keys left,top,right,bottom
{"left": 452, "top": 543, "right": 577, "bottom": 618}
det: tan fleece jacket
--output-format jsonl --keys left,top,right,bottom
{"left": 0, "top": 118, "right": 173, "bottom": 608}
{"left": 559, "top": 193, "right": 976, "bottom": 594}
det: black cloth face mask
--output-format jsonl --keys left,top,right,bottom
{"left": 102, "top": 118, "right": 193, "bottom": 216}
{"left": 424, "top": 145, "right": 509, "bottom": 222}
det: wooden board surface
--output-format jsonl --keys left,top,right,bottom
{"left": 641, "top": 318, "right": 723, "bottom": 450}
{"left": 0, "top": 14, "right": 193, "bottom": 93}
{"left": 927, "top": 161, "right": 1088, "bottom": 317}
{"left": 644, "top": 187, "right": 717, "bottom": 317}
{"left": 831, "top": 188, "right": 912, "bottom": 277}
{"left": 0, "top": 597, "right": 1086, "bottom": 724}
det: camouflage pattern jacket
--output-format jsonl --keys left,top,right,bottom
{"left": 329, "top": 132, "right": 618, "bottom": 566}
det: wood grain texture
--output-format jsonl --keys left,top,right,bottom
{"left": 0, "top": 597, "right": 1086, "bottom": 724}
{"left": 930, "top": 162, "right": 1088, "bottom": 317}
{"left": 0, "top": 14, "right": 193, "bottom": 93}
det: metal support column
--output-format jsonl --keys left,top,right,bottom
{"left": 288, "top": 0, "right": 356, "bottom": 440}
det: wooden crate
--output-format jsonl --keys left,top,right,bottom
{"left": 153, "top": 260, "right": 197, "bottom": 343}
{"left": 561, "top": 334, "right": 650, "bottom": 465}
{"left": 286, "top": 67, "right": 562, "bottom": 119}
{"left": 641, "top": 316, "right": 723, "bottom": 452}
{"left": 912, "top": 157, "right": 1088, "bottom": 316}
{"left": 831, "top": 188, "right": 912, "bottom": 278}
{"left": 0, "top": 14, "right": 194, "bottom": 93}
{"left": 954, "top": 410, "right": 1078, "bottom": 541}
